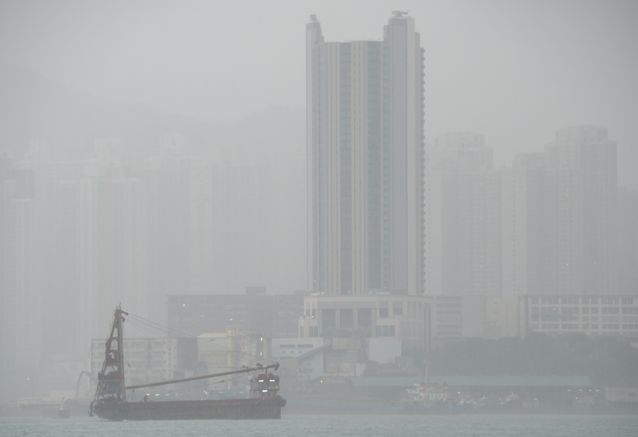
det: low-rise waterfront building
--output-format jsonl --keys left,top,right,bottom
{"left": 519, "top": 294, "right": 638, "bottom": 337}
{"left": 167, "top": 289, "right": 305, "bottom": 339}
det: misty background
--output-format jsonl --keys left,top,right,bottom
{"left": 0, "top": 0, "right": 637, "bottom": 407}
{"left": 2, "top": 0, "right": 637, "bottom": 187}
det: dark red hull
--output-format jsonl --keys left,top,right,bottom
{"left": 93, "top": 396, "right": 286, "bottom": 420}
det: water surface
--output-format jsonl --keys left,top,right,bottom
{"left": 1, "top": 414, "right": 637, "bottom": 437}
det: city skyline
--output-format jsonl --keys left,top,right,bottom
{"left": 0, "top": 1, "right": 637, "bottom": 418}
{"left": 1, "top": 0, "right": 637, "bottom": 189}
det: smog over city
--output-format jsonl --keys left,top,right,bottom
{"left": 0, "top": 0, "right": 637, "bottom": 435}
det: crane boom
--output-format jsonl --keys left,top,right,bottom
{"left": 125, "top": 363, "right": 279, "bottom": 390}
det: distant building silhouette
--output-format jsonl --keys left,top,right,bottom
{"left": 547, "top": 126, "right": 617, "bottom": 294}
{"left": 616, "top": 188, "right": 638, "bottom": 294}
{"left": 425, "top": 132, "right": 501, "bottom": 296}
{"left": 502, "top": 125, "right": 618, "bottom": 295}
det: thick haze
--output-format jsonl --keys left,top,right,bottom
{"left": 1, "top": 0, "right": 638, "bottom": 412}
{"left": 1, "top": 0, "right": 637, "bottom": 187}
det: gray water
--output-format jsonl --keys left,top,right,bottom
{"left": 1, "top": 415, "right": 637, "bottom": 437}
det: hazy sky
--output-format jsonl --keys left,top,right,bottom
{"left": 1, "top": 0, "right": 637, "bottom": 186}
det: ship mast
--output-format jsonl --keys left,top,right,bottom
{"left": 92, "top": 306, "right": 127, "bottom": 410}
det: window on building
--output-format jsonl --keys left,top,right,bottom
{"left": 358, "top": 308, "right": 373, "bottom": 335}
{"left": 375, "top": 325, "right": 395, "bottom": 337}
{"left": 321, "top": 309, "right": 337, "bottom": 332}
{"left": 340, "top": 308, "right": 354, "bottom": 330}
{"left": 393, "top": 301, "right": 403, "bottom": 316}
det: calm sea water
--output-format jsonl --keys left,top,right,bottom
{"left": 1, "top": 414, "right": 637, "bottom": 437}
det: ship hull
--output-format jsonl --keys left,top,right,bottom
{"left": 93, "top": 396, "right": 286, "bottom": 421}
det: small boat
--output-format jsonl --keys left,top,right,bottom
{"left": 90, "top": 307, "right": 286, "bottom": 420}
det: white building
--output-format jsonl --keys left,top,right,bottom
{"left": 520, "top": 294, "right": 638, "bottom": 337}
{"left": 299, "top": 293, "right": 430, "bottom": 356}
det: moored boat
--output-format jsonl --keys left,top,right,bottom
{"left": 90, "top": 307, "right": 285, "bottom": 420}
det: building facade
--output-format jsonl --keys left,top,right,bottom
{"left": 425, "top": 132, "right": 501, "bottom": 296}
{"left": 501, "top": 126, "right": 618, "bottom": 296}
{"left": 167, "top": 290, "right": 305, "bottom": 339}
{"left": 307, "top": 12, "right": 425, "bottom": 296}
{"left": 0, "top": 158, "right": 41, "bottom": 401}
{"left": 501, "top": 152, "right": 552, "bottom": 296}
{"left": 197, "top": 330, "right": 269, "bottom": 377}
{"left": 299, "top": 293, "right": 430, "bottom": 355}
{"left": 430, "top": 295, "right": 519, "bottom": 344}
{"left": 520, "top": 294, "right": 638, "bottom": 337}
{"left": 616, "top": 188, "right": 638, "bottom": 294}
{"left": 547, "top": 126, "right": 618, "bottom": 295}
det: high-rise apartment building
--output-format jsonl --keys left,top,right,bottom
{"left": 547, "top": 126, "right": 617, "bottom": 295}
{"left": 306, "top": 12, "right": 425, "bottom": 296}
{"left": 93, "top": 166, "right": 148, "bottom": 336}
{"left": 501, "top": 152, "right": 552, "bottom": 296}
{"left": 36, "top": 160, "right": 95, "bottom": 374}
{"left": 501, "top": 126, "right": 618, "bottom": 295}
{"left": 616, "top": 188, "right": 638, "bottom": 294}
{"left": 0, "top": 158, "right": 41, "bottom": 401}
{"left": 425, "top": 132, "right": 501, "bottom": 296}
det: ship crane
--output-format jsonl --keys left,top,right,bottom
{"left": 90, "top": 306, "right": 285, "bottom": 420}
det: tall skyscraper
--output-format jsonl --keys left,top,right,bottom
{"left": 306, "top": 12, "right": 424, "bottom": 296}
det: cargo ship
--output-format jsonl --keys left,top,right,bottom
{"left": 90, "top": 307, "right": 286, "bottom": 420}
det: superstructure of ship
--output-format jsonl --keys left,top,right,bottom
{"left": 90, "top": 307, "right": 286, "bottom": 420}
